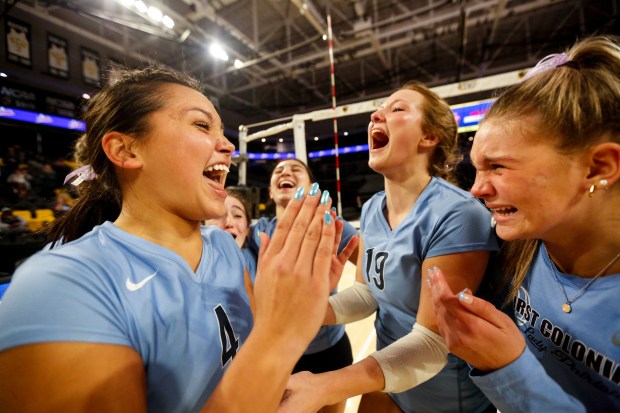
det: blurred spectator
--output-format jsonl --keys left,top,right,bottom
{"left": 34, "top": 163, "right": 58, "bottom": 200}
{"left": 52, "top": 190, "right": 75, "bottom": 217}
{"left": 7, "top": 165, "right": 32, "bottom": 201}
{"left": 0, "top": 207, "right": 30, "bottom": 240}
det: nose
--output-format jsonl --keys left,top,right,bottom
{"left": 470, "top": 171, "right": 494, "bottom": 199}
{"left": 370, "top": 107, "right": 385, "bottom": 125}
{"left": 217, "top": 134, "right": 235, "bottom": 155}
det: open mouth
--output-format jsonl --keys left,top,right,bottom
{"left": 371, "top": 129, "right": 389, "bottom": 150}
{"left": 278, "top": 179, "right": 296, "bottom": 189}
{"left": 491, "top": 206, "right": 518, "bottom": 217}
{"left": 203, "top": 164, "right": 229, "bottom": 185}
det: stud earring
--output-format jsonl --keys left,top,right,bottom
{"left": 599, "top": 179, "right": 609, "bottom": 189}
{"left": 589, "top": 184, "right": 596, "bottom": 197}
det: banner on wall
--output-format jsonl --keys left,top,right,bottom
{"left": 5, "top": 17, "right": 32, "bottom": 67}
{"left": 47, "top": 33, "right": 69, "bottom": 79}
{"left": 81, "top": 47, "right": 100, "bottom": 86}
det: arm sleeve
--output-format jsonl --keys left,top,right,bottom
{"left": 471, "top": 346, "right": 586, "bottom": 413}
{"left": 328, "top": 281, "right": 378, "bottom": 324}
{"left": 369, "top": 323, "right": 448, "bottom": 393}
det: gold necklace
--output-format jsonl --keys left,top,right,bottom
{"left": 548, "top": 249, "right": 620, "bottom": 313}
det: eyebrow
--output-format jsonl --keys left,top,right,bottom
{"left": 231, "top": 205, "right": 245, "bottom": 214}
{"left": 381, "top": 98, "right": 408, "bottom": 108}
{"left": 471, "top": 154, "right": 515, "bottom": 168}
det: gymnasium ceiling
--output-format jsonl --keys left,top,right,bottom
{"left": 5, "top": 0, "right": 619, "bottom": 124}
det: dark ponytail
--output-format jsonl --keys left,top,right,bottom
{"left": 46, "top": 66, "right": 202, "bottom": 245}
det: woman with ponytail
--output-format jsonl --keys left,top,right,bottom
{"left": 0, "top": 66, "right": 351, "bottom": 413}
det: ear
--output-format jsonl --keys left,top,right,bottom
{"left": 268, "top": 185, "right": 274, "bottom": 200}
{"left": 101, "top": 131, "right": 142, "bottom": 169}
{"left": 584, "top": 142, "right": 620, "bottom": 188}
{"left": 419, "top": 133, "right": 440, "bottom": 149}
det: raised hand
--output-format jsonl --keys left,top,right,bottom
{"left": 253, "top": 185, "right": 337, "bottom": 352}
{"left": 427, "top": 266, "right": 525, "bottom": 371}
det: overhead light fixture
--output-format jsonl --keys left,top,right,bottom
{"left": 234, "top": 59, "right": 244, "bottom": 69}
{"left": 209, "top": 43, "right": 229, "bottom": 61}
{"left": 278, "top": 138, "right": 284, "bottom": 142}
{"left": 322, "top": 34, "right": 327, "bottom": 41}
{"left": 82, "top": 93, "right": 91, "bottom": 99}
{"left": 134, "top": 1, "right": 147, "bottom": 13}
{"left": 115, "top": 0, "right": 175, "bottom": 31}
{"left": 261, "top": 138, "right": 266, "bottom": 142}
{"left": 147, "top": 6, "right": 163, "bottom": 22}
{"left": 314, "top": 136, "right": 319, "bottom": 141}
{"left": 162, "top": 15, "right": 175, "bottom": 29}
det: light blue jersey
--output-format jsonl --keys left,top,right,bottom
{"left": 0, "top": 222, "right": 253, "bottom": 413}
{"left": 248, "top": 216, "right": 358, "bottom": 354}
{"left": 361, "top": 177, "right": 499, "bottom": 413}
{"left": 472, "top": 243, "right": 620, "bottom": 412}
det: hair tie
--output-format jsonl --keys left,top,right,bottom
{"left": 522, "top": 52, "right": 573, "bottom": 81}
{"left": 64, "top": 164, "right": 97, "bottom": 186}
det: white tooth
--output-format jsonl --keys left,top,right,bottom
{"left": 206, "top": 166, "right": 213, "bottom": 172}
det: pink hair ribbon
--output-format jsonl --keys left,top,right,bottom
{"left": 522, "top": 52, "right": 571, "bottom": 81}
{"left": 63, "top": 164, "right": 97, "bottom": 186}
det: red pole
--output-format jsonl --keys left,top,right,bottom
{"left": 327, "top": 14, "right": 343, "bottom": 216}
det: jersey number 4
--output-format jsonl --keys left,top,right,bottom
{"left": 214, "top": 304, "right": 240, "bottom": 366}
{"left": 365, "top": 248, "right": 389, "bottom": 290}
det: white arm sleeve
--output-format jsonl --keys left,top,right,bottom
{"left": 369, "top": 323, "right": 448, "bottom": 393}
{"left": 328, "top": 281, "right": 378, "bottom": 324}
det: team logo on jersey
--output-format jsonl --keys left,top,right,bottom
{"left": 125, "top": 270, "right": 158, "bottom": 292}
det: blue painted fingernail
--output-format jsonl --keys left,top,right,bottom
{"left": 294, "top": 186, "right": 305, "bottom": 200}
{"left": 320, "top": 190, "right": 330, "bottom": 204}
{"left": 254, "top": 227, "right": 261, "bottom": 247}
{"left": 458, "top": 289, "right": 473, "bottom": 304}
{"left": 324, "top": 211, "right": 333, "bottom": 224}
{"left": 331, "top": 207, "right": 337, "bottom": 212}
{"left": 309, "top": 182, "right": 320, "bottom": 196}
{"left": 337, "top": 216, "right": 343, "bottom": 221}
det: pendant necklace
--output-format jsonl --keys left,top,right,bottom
{"left": 548, "top": 249, "right": 620, "bottom": 313}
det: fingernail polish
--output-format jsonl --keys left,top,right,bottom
{"left": 254, "top": 228, "right": 261, "bottom": 247}
{"left": 320, "top": 190, "right": 330, "bottom": 204}
{"left": 309, "top": 182, "right": 320, "bottom": 196}
{"left": 324, "top": 211, "right": 333, "bottom": 225}
{"left": 294, "top": 186, "right": 305, "bottom": 200}
{"left": 331, "top": 207, "right": 337, "bottom": 212}
{"left": 458, "top": 289, "right": 473, "bottom": 304}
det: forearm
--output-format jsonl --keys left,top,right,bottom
{"left": 202, "top": 328, "right": 307, "bottom": 413}
{"left": 317, "top": 357, "right": 386, "bottom": 406}
{"left": 327, "top": 281, "right": 378, "bottom": 325}
{"left": 471, "top": 347, "right": 585, "bottom": 413}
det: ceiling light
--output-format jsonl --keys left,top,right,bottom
{"left": 82, "top": 93, "right": 91, "bottom": 99}
{"left": 314, "top": 136, "right": 319, "bottom": 141}
{"left": 162, "top": 15, "right": 175, "bottom": 29}
{"left": 147, "top": 6, "right": 163, "bottom": 22}
{"left": 209, "top": 43, "right": 229, "bottom": 61}
{"left": 343, "top": 131, "right": 349, "bottom": 136}
{"left": 234, "top": 59, "right": 244, "bottom": 69}
{"left": 0, "top": 72, "right": 7, "bottom": 78}
{"left": 278, "top": 138, "right": 283, "bottom": 142}
{"left": 261, "top": 138, "right": 266, "bottom": 142}
{"left": 134, "top": 1, "right": 147, "bottom": 13}
{"left": 322, "top": 34, "right": 327, "bottom": 41}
